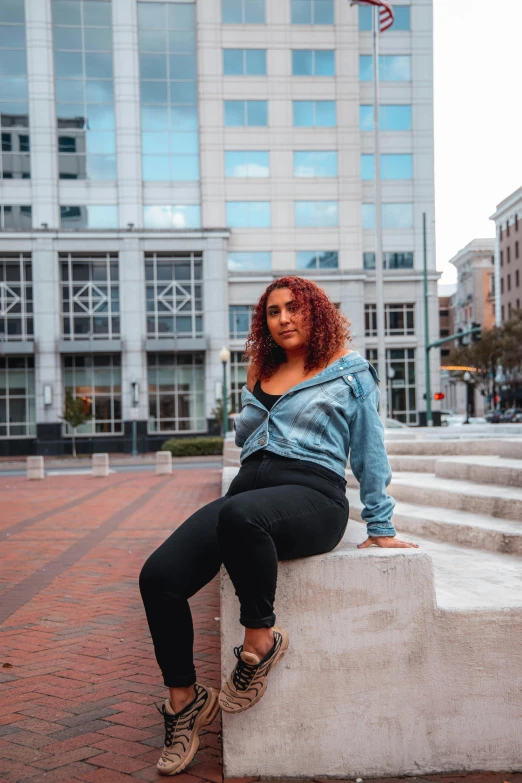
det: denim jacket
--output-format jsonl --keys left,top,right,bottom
{"left": 233, "top": 350, "right": 396, "bottom": 538}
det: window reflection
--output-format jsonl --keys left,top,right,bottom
{"left": 296, "top": 251, "right": 338, "bottom": 269}
{"left": 139, "top": 3, "right": 200, "bottom": 183}
{"left": 60, "top": 205, "right": 118, "bottom": 229}
{"left": 0, "top": 11, "right": 30, "bottom": 177}
{"left": 53, "top": 0, "right": 116, "bottom": 181}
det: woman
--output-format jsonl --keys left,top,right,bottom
{"left": 139, "top": 275, "right": 419, "bottom": 777}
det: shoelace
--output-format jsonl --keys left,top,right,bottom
{"left": 155, "top": 687, "right": 203, "bottom": 748}
{"left": 232, "top": 645, "right": 259, "bottom": 691}
{"left": 155, "top": 701, "right": 178, "bottom": 748}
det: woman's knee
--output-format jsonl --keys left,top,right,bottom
{"left": 217, "top": 495, "right": 257, "bottom": 538}
{"left": 139, "top": 551, "right": 181, "bottom": 601}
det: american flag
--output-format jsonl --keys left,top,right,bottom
{"left": 350, "top": 0, "right": 395, "bottom": 32}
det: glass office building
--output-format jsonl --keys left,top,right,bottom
{"left": 0, "top": 0, "right": 436, "bottom": 454}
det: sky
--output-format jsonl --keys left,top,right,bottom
{"left": 433, "top": 0, "right": 522, "bottom": 286}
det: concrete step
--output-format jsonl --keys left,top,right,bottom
{"left": 388, "top": 455, "right": 437, "bottom": 472}
{"left": 386, "top": 438, "right": 522, "bottom": 458}
{"left": 345, "top": 487, "right": 522, "bottom": 555}
{"left": 434, "top": 455, "right": 522, "bottom": 487}
{"left": 346, "top": 470, "right": 522, "bottom": 521}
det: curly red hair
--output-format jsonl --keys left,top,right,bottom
{"left": 243, "top": 276, "right": 351, "bottom": 380}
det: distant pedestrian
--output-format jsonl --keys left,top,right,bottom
{"left": 139, "top": 275, "right": 418, "bottom": 776}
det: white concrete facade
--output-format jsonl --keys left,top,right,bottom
{"left": 0, "top": 0, "right": 437, "bottom": 455}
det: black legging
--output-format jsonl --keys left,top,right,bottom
{"left": 139, "top": 451, "right": 349, "bottom": 687}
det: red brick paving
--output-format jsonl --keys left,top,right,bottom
{"left": 1, "top": 468, "right": 520, "bottom": 783}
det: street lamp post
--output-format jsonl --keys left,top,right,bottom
{"left": 219, "top": 347, "right": 231, "bottom": 437}
{"left": 131, "top": 381, "right": 139, "bottom": 456}
{"left": 387, "top": 366, "right": 396, "bottom": 422}
{"left": 463, "top": 371, "right": 471, "bottom": 424}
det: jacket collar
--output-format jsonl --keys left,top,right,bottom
{"left": 241, "top": 350, "right": 369, "bottom": 411}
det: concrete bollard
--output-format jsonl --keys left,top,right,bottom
{"left": 92, "top": 453, "right": 109, "bottom": 477}
{"left": 27, "top": 456, "right": 44, "bottom": 480}
{"left": 156, "top": 450, "right": 172, "bottom": 475}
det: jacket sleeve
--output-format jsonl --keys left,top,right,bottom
{"left": 348, "top": 385, "right": 397, "bottom": 537}
{"left": 233, "top": 416, "right": 246, "bottom": 448}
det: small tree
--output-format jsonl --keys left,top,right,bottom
{"left": 211, "top": 394, "right": 236, "bottom": 435}
{"left": 62, "top": 389, "right": 92, "bottom": 457}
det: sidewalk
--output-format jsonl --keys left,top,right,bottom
{"left": 0, "top": 469, "right": 519, "bottom": 783}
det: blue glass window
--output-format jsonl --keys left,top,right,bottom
{"left": 229, "top": 305, "right": 252, "bottom": 338}
{"left": 293, "top": 100, "right": 335, "bottom": 127}
{"left": 295, "top": 201, "right": 338, "bottom": 227}
{"left": 382, "top": 203, "right": 413, "bottom": 228}
{"left": 139, "top": 3, "right": 200, "bottom": 184}
{"left": 294, "top": 151, "right": 337, "bottom": 177}
{"left": 360, "top": 55, "right": 411, "bottom": 81}
{"left": 60, "top": 205, "right": 118, "bottom": 229}
{"left": 225, "top": 151, "right": 269, "bottom": 177}
{"left": 359, "top": 5, "right": 410, "bottom": 30}
{"left": 222, "top": 0, "right": 265, "bottom": 23}
{"left": 0, "top": 6, "right": 30, "bottom": 177}
{"left": 291, "top": 0, "right": 333, "bottom": 25}
{"left": 226, "top": 201, "right": 271, "bottom": 228}
{"left": 292, "top": 50, "right": 335, "bottom": 76}
{"left": 143, "top": 204, "right": 201, "bottom": 229}
{"left": 360, "top": 104, "right": 412, "bottom": 131}
{"left": 362, "top": 204, "right": 414, "bottom": 229}
{"left": 223, "top": 49, "right": 266, "bottom": 75}
{"left": 361, "top": 154, "right": 413, "bottom": 180}
{"left": 53, "top": 0, "right": 115, "bottom": 181}
{"left": 296, "top": 251, "right": 338, "bottom": 269}
{"left": 224, "top": 100, "right": 268, "bottom": 126}
{"left": 228, "top": 252, "right": 272, "bottom": 271}
{"left": 362, "top": 204, "right": 375, "bottom": 229}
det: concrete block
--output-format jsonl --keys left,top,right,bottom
{"left": 156, "top": 450, "right": 172, "bottom": 475}
{"left": 27, "top": 456, "right": 44, "bottom": 480}
{"left": 92, "top": 453, "right": 109, "bottom": 477}
{"left": 386, "top": 438, "right": 522, "bottom": 458}
{"left": 220, "top": 526, "right": 522, "bottom": 778}
{"left": 388, "top": 455, "right": 437, "bottom": 472}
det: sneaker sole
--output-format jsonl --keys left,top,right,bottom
{"left": 219, "top": 627, "right": 289, "bottom": 715}
{"left": 157, "top": 687, "right": 220, "bottom": 776}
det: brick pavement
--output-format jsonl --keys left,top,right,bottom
{"left": 1, "top": 468, "right": 520, "bottom": 783}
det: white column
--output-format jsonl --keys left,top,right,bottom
{"left": 112, "top": 0, "right": 143, "bottom": 228}
{"left": 119, "top": 237, "right": 147, "bottom": 420}
{"left": 203, "top": 238, "right": 229, "bottom": 422}
{"left": 32, "top": 237, "right": 62, "bottom": 425}
{"left": 25, "top": 0, "right": 59, "bottom": 229}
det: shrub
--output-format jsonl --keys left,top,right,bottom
{"left": 161, "top": 436, "right": 224, "bottom": 457}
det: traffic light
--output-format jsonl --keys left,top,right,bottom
{"left": 456, "top": 327, "right": 464, "bottom": 347}
{"left": 434, "top": 392, "right": 445, "bottom": 401}
{"left": 471, "top": 321, "right": 481, "bottom": 343}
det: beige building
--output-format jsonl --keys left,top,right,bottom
{"left": 439, "top": 240, "right": 495, "bottom": 415}
{"left": 490, "top": 185, "right": 522, "bottom": 323}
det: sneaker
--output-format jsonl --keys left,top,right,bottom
{"left": 155, "top": 683, "right": 219, "bottom": 776}
{"left": 219, "top": 626, "right": 289, "bottom": 714}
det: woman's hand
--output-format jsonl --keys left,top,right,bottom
{"left": 357, "top": 536, "right": 419, "bottom": 549}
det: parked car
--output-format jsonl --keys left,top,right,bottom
{"left": 440, "top": 409, "right": 466, "bottom": 426}
{"left": 499, "top": 407, "right": 522, "bottom": 423}
{"left": 485, "top": 410, "right": 502, "bottom": 423}
{"left": 515, "top": 412, "right": 522, "bottom": 423}
{"left": 385, "top": 418, "right": 410, "bottom": 429}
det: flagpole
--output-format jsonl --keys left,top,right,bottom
{"left": 372, "top": 5, "right": 388, "bottom": 425}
